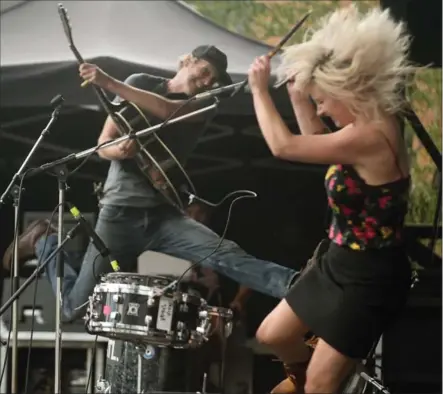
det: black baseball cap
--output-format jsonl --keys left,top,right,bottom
{"left": 192, "top": 45, "right": 233, "bottom": 86}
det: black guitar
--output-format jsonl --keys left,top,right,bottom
{"left": 58, "top": 3, "right": 197, "bottom": 210}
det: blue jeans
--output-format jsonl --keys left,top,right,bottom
{"left": 36, "top": 205, "right": 298, "bottom": 320}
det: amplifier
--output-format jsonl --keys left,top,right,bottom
{"left": 1, "top": 277, "right": 86, "bottom": 333}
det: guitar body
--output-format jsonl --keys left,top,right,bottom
{"left": 114, "top": 102, "right": 197, "bottom": 210}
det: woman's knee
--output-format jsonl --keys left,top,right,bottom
{"left": 255, "top": 299, "right": 308, "bottom": 346}
{"left": 255, "top": 316, "right": 275, "bottom": 345}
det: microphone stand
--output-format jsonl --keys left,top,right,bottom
{"left": 25, "top": 102, "right": 218, "bottom": 177}
{"left": 54, "top": 164, "right": 68, "bottom": 393}
{"left": 0, "top": 95, "right": 64, "bottom": 394}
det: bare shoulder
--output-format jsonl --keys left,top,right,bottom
{"left": 337, "top": 122, "right": 385, "bottom": 153}
{"left": 356, "top": 117, "right": 410, "bottom": 181}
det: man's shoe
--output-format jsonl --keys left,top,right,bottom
{"left": 2, "top": 220, "right": 55, "bottom": 271}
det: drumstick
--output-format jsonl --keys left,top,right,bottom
{"left": 267, "top": 10, "right": 312, "bottom": 58}
{"left": 234, "top": 10, "right": 312, "bottom": 94}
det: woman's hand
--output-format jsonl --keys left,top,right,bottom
{"left": 79, "top": 63, "right": 113, "bottom": 90}
{"left": 286, "top": 77, "right": 310, "bottom": 102}
{"left": 248, "top": 56, "right": 271, "bottom": 94}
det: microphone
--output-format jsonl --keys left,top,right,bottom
{"left": 50, "top": 94, "right": 65, "bottom": 110}
{"left": 67, "top": 203, "right": 120, "bottom": 272}
{"left": 193, "top": 81, "right": 249, "bottom": 101}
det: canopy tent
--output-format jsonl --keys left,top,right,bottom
{"left": 0, "top": 0, "right": 312, "bottom": 191}
{"left": 0, "top": 0, "right": 290, "bottom": 114}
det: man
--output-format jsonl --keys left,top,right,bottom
{"left": 3, "top": 45, "right": 298, "bottom": 321}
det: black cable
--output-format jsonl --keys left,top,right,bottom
{"left": 185, "top": 189, "right": 257, "bottom": 208}
{"left": 0, "top": 168, "right": 29, "bottom": 385}
{"left": 173, "top": 191, "right": 257, "bottom": 295}
{"left": 23, "top": 204, "right": 62, "bottom": 394}
{"left": 68, "top": 139, "right": 111, "bottom": 177}
{"left": 85, "top": 335, "right": 98, "bottom": 394}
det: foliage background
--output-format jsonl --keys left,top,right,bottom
{"left": 185, "top": 0, "right": 442, "bottom": 231}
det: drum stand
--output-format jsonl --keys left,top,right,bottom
{"left": 360, "top": 341, "right": 391, "bottom": 394}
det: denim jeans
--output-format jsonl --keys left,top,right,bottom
{"left": 36, "top": 205, "right": 298, "bottom": 320}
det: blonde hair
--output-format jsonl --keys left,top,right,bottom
{"left": 277, "top": 5, "right": 418, "bottom": 121}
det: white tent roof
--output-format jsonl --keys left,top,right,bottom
{"left": 0, "top": 0, "right": 289, "bottom": 111}
{"left": 0, "top": 0, "right": 279, "bottom": 77}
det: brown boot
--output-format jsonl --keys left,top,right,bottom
{"left": 2, "top": 220, "right": 56, "bottom": 271}
{"left": 270, "top": 360, "right": 309, "bottom": 394}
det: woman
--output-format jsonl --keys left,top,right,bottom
{"left": 247, "top": 5, "right": 415, "bottom": 393}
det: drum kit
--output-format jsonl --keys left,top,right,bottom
{"left": 85, "top": 272, "right": 234, "bottom": 393}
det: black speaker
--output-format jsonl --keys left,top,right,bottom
{"left": 1, "top": 277, "right": 85, "bottom": 333}
{"left": 380, "top": 0, "right": 442, "bottom": 67}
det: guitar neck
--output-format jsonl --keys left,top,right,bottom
{"left": 70, "top": 45, "right": 124, "bottom": 131}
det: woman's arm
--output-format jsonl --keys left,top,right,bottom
{"left": 288, "top": 92, "right": 330, "bottom": 135}
{"left": 252, "top": 89, "right": 375, "bottom": 165}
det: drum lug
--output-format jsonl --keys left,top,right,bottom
{"left": 198, "top": 310, "right": 208, "bottom": 319}
{"left": 112, "top": 294, "right": 123, "bottom": 303}
{"left": 96, "top": 378, "right": 111, "bottom": 393}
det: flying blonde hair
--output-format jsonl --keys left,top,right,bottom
{"left": 276, "top": 5, "right": 418, "bottom": 121}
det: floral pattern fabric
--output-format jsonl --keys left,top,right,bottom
{"left": 325, "top": 164, "right": 410, "bottom": 250}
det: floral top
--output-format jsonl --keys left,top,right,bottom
{"left": 325, "top": 164, "right": 410, "bottom": 250}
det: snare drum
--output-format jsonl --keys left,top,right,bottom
{"left": 86, "top": 273, "right": 221, "bottom": 348}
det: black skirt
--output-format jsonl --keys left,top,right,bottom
{"left": 286, "top": 240, "right": 412, "bottom": 359}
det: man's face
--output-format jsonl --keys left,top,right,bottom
{"left": 181, "top": 59, "right": 218, "bottom": 95}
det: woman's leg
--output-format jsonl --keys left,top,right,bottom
{"left": 256, "top": 299, "right": 310, "bottom": 362}
{"left": 256, "top": 299, "right": 311, "bottom": 393}
{"left": 304, "top": 338, "right": 356, "bottom": 393}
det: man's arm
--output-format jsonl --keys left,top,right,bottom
{"left": 97, "top": 116, "right": 136, "bottom": 160}
{"left": 80, "top": 64, "right": 210, "bottom": 121}
{"left": 230, "top": 285, "right": 252, "bottom": 313}
{"left": 106, "top": 78, "right": 212, "bottom": 122}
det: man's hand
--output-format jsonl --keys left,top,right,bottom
{"left": 79, "top": 63, "right": 114, "bottom": 90}
{"left": 229, "top": 286, "right": 252, "bottom": 318}
{"left": 117, "top": 139, "right": 138, "bottom": 159}
{"left": 229, "top": 298, "right": 245, "bottom": 317}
